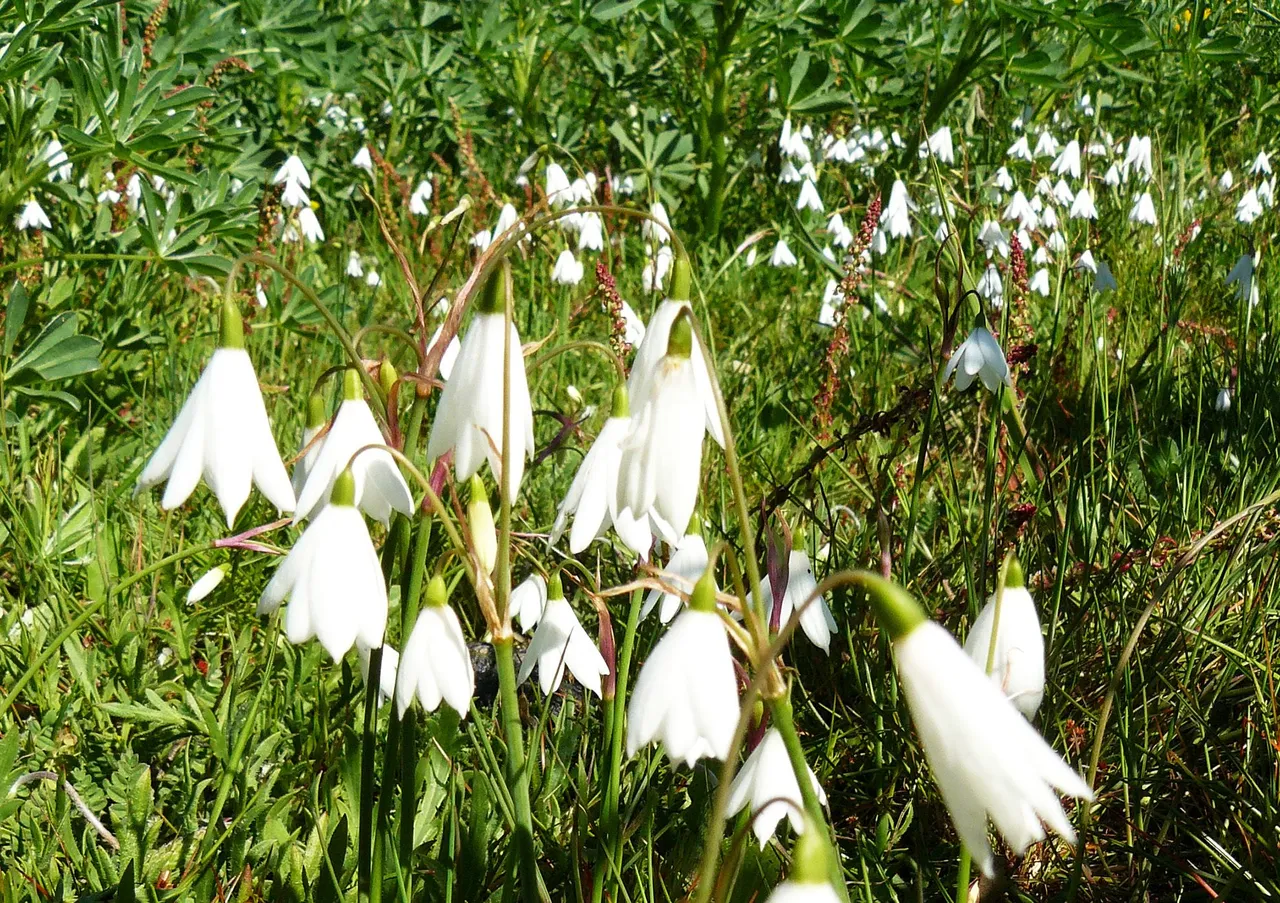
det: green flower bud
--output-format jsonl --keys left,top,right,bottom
{"left": 425, "top": 574, "right": 448, "bottom": 608}
{"left": 1004, "top": 555, "right": 1025, "bottom": 589}
{"left": 788, "top": 819, "right": 833, "bottom": 885}
{"left": 689, "top": 568, "right": 718, "bottom": 613}
{"left": 670, "top": 256, "right": 692, "bottom": 301}
{"left": 378, "top": 359, "right": 398, "bottom": 398}
{"left": 548, "top": 571, "right": 564, "bottom": 600}
{"left": 467, "top": 474, "right": 497, "bottom": 574}
{"left": 610, "top": 383, "right": 630, "bottom": 419}
{"left": 306, "top": 392, "right": 327, "bottom": 429}
{"left": 342, "top": 367, "right": 363, "bottom": 402}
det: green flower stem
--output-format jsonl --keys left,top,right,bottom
{"left": 398, "top": 514, "right": 433, "bottom": 899}
{"left": 494, "top": 636, "right": 539, "bottom": 902}
{"left": 593, "top": 586, "right": 644, "bottom": 903}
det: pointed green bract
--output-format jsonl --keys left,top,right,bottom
{"left": 342, "top": 367, "right": 363, "bottom": 401}
{"left": 610, "top": 383, "right": 630, "bottom": 419}
{"left": 219, "top": 296, "right": 244, "bottom": 349}
{"left": 858, "top": 572, "right": 926, "bottom": 641}
{"left": 425, "top": 574, "right": 448, "bottom": 608}
{"left": 689, "top": 569, "right": 717, "bottom": 613}
{"left": 667, "top": 309, "right": 693, "bottom": 359}
{"left": 331, "top": 469, "right": 357, "bottom": 506}
{"left": 477, "top": 267, "right": 505, "bottom": 314}
{"left": 306, "top": 392, "right": 327, "bottom": 429}
{"left": 548, "top": 571, "right": 564, "bottom": 600}
{"left": 378, "top": 359, "right": 398, "bottom": 398}
{"left": 788, "top": 819, "right": 832, "bottom": 885}
{"left": 1005, "top": 555, "right": 1025, "bottom": 589}
{"left": 670, "top": 256, "right": 691, "bottom": 301}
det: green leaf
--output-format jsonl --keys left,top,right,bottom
{"left": 5, "top": 281, "right": 30, "bottom": 358}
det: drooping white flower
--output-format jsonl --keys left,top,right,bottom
{"left": 1236, "top": 188, "right": 1263, "bottom": 225}
{"left": 280, "top": 177, "right": 309, "bottom": 209}
{"left": 727, "top": 728, "right": 827, "bottom": 848}
{"left": 426, "top": 324, "right": 462, "bottom": 381}
{"left": 880, "top": 179, "right": 914, "bottom": 239}
{"left": 551, "top": 249, "right": 585, "bottom": 285}
{"left": 426, "top": 276, "right": 535, "bottom": 499}
{"left": 1030, "top": 268, "right": 1051, "bottom": 297}
{"left": 1123, "top": 136, "right": 1153, "bottom": 182}
{"left": 1220, "top": 169, "right": 1234, "bottom": 192}
{"left": 258, "top": 470, "right": 387, "bottom": 660}
{"left": 860, "top": 574, "right": 1093, "bottom": 878}
{"left": 297, "top": 206, "right": 325, "bottom": 243}
{"left": 1251, "top": 151, "right": 1272, "bottom": 177}
{"left": 796, "top": 179, "right": 824, "bottom": 213}
{"left": 551, "top": 388, "right": 650, "bottom": 557}
{"left": 763, "top": 881, "right": 841, "bottom": 903}
{"left": 1006, "top": 136, "right": 1032, "bottom": 162}
{"left": 345, "top": 251, "right": 364, "bottom": 278}
{"left": 1258, "top": 178, "right": 1275, "bottom": 208}
{"left": 994, "top": 167, "right": 1015, "bottom": 193}
{"left": 1102, "top": 164, "right": 1122, "bottom": 187}
{"left": 1215, "top": 387, "right": 1232, "bottom": 412}
{"left": 977, "top": 263, "right": 1004, "bottom": 305}
{"left": 978, "top": 220, "right": 1009, "bottom": 259}
{"left": 137, "top": 299, "right": 295, "bottom": 527}
{"left": 943, "top": 325, "right": 1011, "bottom": 394}
{"left": 397, "top": 576, "right": 474, "bottom": 718}
{"left": 642, "top": 531, "right": 708, "bottom": 623}
{"left": 642, "top": 244, "right": 675, "bottom": 292}
{"left": 352, "top": 146, "right": 374, "bottom": 174}
{"left": 1033, "top": 130, "right": 1060, "bottom": 159}
{"left": 1129, "top": 192, "right": 1157, "bottom": 226}
{"left": 512, "top": 574, "right": 548, "bottom": 632}
{"left": 14, "top": 200, "right": 51, "bottom": 231}
{"left": 578, "top": 212, "right": 605, "bottom": 251}
{"left": 187, "top": 565, "right": 228, "bottom": 604}
{"left": 617, "top": 310, "right": 705, "bottom": 539}
{"left": 293, "top": 369, "right": 412, "bottom": 525}
{"left": 927, "top": 126, "right": 954, "bottom": 164}
{"left": 42, "top": 138, "right": 71, "bottom": 181}
{"left": 1226, "top": 252, "right": 1258, "bottom": 306}
{"left": 1094, "top": 260, "right": 1118, "bottom": 293}
{"left": 1004, "top": 191, "right": 1038, "bottom": 231}
{"left": 620, "top": 299, "right": 646, "bottom": 346}
{"left": 963, "top": 561, "right": 1045, "bottom": 719}
{"left": 470, "top": 229, "right": 493, "bottom": 252}
{"left": 1051, "top": 179, "right": 1075, "bottom": 207}
{"left": 770, "top": 239, "right": 798, "bottom": 267}
{"left": 517, "top": 577, "right": 610, "bottom": 697}
{"left": 827, "top": 212, "right": 853, "bottom": 248}
{"left": 273, "top": 155, "right": 311, "bottom": 188}
{"left": 365, "top": 270, "right": 381, "bottom": 288}
{"left": 627, "top": 573, "right": 738, "bottom": 766}
{"left": 1047, "top": 230, "right": 1067, "bottom": 254}
{"left": 1074, "top": 249, "right": 1097, "bottom": 274}
{"left": 409, "top": 180, "right": 433, "bottom": 215}
{"left": 1069, "top": 186, "right": 1097, "bottom": 220}
{"left": 545, "top": 163, "right": 573, "bottom": 207}
{"left": 1050, "top": 140, "right": 1082, "bottom": 180}
{"left": 758, "top": 546, "right": 837, "bottom": 652}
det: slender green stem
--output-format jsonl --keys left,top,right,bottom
{"left": 399, "top": 514, "right": 433, "bottom": 900}
{"left": 359, "top": 644, "right": 385, "bottom": 901}
{"left": 494, "top": 637, "right": 539, "bottom": 902}
{"left": 594, "top": 587, "right": 644, "bottom": 903}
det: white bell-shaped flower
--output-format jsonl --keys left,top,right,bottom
{"left": 727, "top": 728, "right": 827, "bottom": 848}
{"left": 943, "top": 323, "right": 1011, "bottom": 394}
{"left": 545, "top": 163, "right": 573, "bottom": 207}
{"left": 258, "top": 470, "right": 387, "bottom": 660}
{"left": 1129, "top": 192, "right": 1156, "bottom": 226}
{"left": 617, "top": 309, "right": 705, "bottom": 539}
{"left": 1069, "top": 186, "right": 1097, "bottom": 220}
{"left": 551, "top": 386, "right": 649, "bottom": 556}
{"left": 410, "top": 180, "right": 433, "bottom": 216}
{"left": 517, "top": 575, "right": 609, "bottom": 697}
{"left": 187, "top": 565, "right": 227, "bottom": 604}
{"left": 860, "top": 573, "right": 1093, "bottom": 878}
{"left": 15, "top": 199, "right": 51, "bottom": 231}
{"left": 298, "top": 206, "right": 325, "bottom": 242}
{"left": 552, "top": 249, "right": 585, "bottom": 285}
{"left": 137, "top": 298, "right": 295, "bottom": 527}
{"left": 280, "top": 178, "right": 309, "bottom": 209}
{"left": 880, "top": 180, "right": 914, "bottom": 238}
{"left": 796, "top": 179, "right": 824, "bottom": 213}
{"left": 397, "top": 576, "right": 474, "bottom": 718}
{"left": 963, "top": 559, "right": 1045, "bottom": 719}
{"left": 927, "top": 126, "right": 954, "bottom": 164}
{"left": 512, "top": 574, "right": 548, "bottom": 632}
{"left": 627, "top": 259, "right": 724, "bottom": 448}
{"left": 759, "top": 543, "right": 837, "bottom": 652}
{"left": 770, "top": 239, "right": 798, "bottom": 267}
{"left": 642, "top": 531, "right": 708, "bottom": 623}
{"left": 352, "top": 146, "right": 374, "bottom": 174}
{"left": 293, "top": 369, "right": 412, "bottom": 525}
{"left": 426, "top": 272, "right": 535, "bottom": 500}
{"left": 1050, "top": 139, "right": 1081, "bottom": 180}
{"left": 290, "top": 392, "right": 329, "bottom": 501}
{"left": 273, "top": 154, "right": 311, "bottom": 188}
{"left": 1226, "top": 252, "right": 1257, "bottom": 305}
{"left": 627, "top": 571, "right": 739, "bottom": 766}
